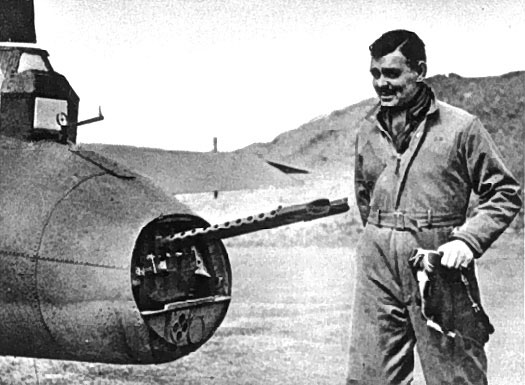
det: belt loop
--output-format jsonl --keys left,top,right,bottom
{"left": 394, "top": 211, "right": 404, "bottom": 230}
{"left": 427, "top": 209, "right": 432, "bottom": 228}
{"left": 377, "top": 209, "right": 381, "bottom": 226}
{"left": 393, "top": 211, "right": 397, "bottom": 229}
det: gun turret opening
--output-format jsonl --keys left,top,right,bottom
{"left": 131, "top": 214, "right": 232, "bottom": 311}
{"left": 131, "top": 214, "right": 232, "bottom": 352}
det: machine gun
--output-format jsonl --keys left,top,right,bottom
{"left": 134, "top": 197, "right": 348, "bottom": 279}
{"left": 130, "top": 198, "right": 349, "bottom": 352}
{"left": 157, "top": 197, "right": 349, "bottom": 251}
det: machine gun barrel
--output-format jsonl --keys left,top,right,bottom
{"left": 156, "top": 198, "right": 349, "bottom": 251}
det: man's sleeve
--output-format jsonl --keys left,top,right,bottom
{"left": 354, "top": 134, "right": 371, "bottom": 226}
{"left": 451, "top": 118, "right": 522, "bottom": 256}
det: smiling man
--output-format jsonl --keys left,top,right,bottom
{"left": 348, "top": 30, "right": 522, "bottom": 385}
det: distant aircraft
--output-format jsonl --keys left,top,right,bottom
{"left": 0, "top": 1, "right": 348, "bottom": 365}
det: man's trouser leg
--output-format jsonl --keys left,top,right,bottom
{"left": 347, "top": 226, "right": 489, "bottom": 385}
{"left": 347, "top": 226, "right": 417, "bottom": 384}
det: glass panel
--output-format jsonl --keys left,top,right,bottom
{"left": 18, "top": 53, "right": 49, "bottom": 73}
{"left": 33, "top": 97, "right": 68, "bottom": 131}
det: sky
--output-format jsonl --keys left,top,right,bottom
{"left": 33, "top": 0, "right": 524, "bottom": 151}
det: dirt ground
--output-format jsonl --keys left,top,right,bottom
{"left": 0, "top": 233, "right": 522, "bottom": 385}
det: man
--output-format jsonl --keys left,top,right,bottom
{"left": 348, "top": 30, "right": 522, "bottom": 385}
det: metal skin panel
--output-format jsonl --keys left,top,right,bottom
{"left": 0, "top": 251, "right": 58, "bottom": 358}
{"left": 0, "top": 137, "right": 104, "bottom": 255}
{"left": 37, "top": 173, "right": 185, "bottom": 268}
{"left": 36, "top": 261, "right": 132, "bottom": 362}
{"left": 0, "top": 138, "right": 104, "bottom": 359}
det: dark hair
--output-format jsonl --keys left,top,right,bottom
{"left": 369, "top": 30, "right": 426, "bottom": 68}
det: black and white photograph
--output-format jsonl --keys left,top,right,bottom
{"left": 0, "top": 1, "right": 523, "bottom": 384}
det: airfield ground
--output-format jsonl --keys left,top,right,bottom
{"left": 0, "top": 231, "right": 522, "bottom": 385}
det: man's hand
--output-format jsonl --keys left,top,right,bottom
{"left": 437, "top": 240, "right": 474, "bottom": 269}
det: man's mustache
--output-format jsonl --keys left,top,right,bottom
{"left": 376, "top": 86, "right": 401, "bottom": 95}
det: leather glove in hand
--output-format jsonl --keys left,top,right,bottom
{"left": 437, "top": 239, "right": 474, "bottom": 269}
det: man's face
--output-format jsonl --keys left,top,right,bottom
{"left": 370, "top": 49, "right": 422, "bottom": 108}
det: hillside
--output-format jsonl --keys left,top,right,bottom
{"left": 239, "top": 71, "right": 525, "bottom": 185}
{"left": 238, "top": 98, "right": 375, "bottom": 177}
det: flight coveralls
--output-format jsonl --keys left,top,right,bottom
{"left": 347, "top": 99, "right": 522, "bottom": 385}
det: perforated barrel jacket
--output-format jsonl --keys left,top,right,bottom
{"left": 354, "top": 98, "right": 522, "bottom": 256}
